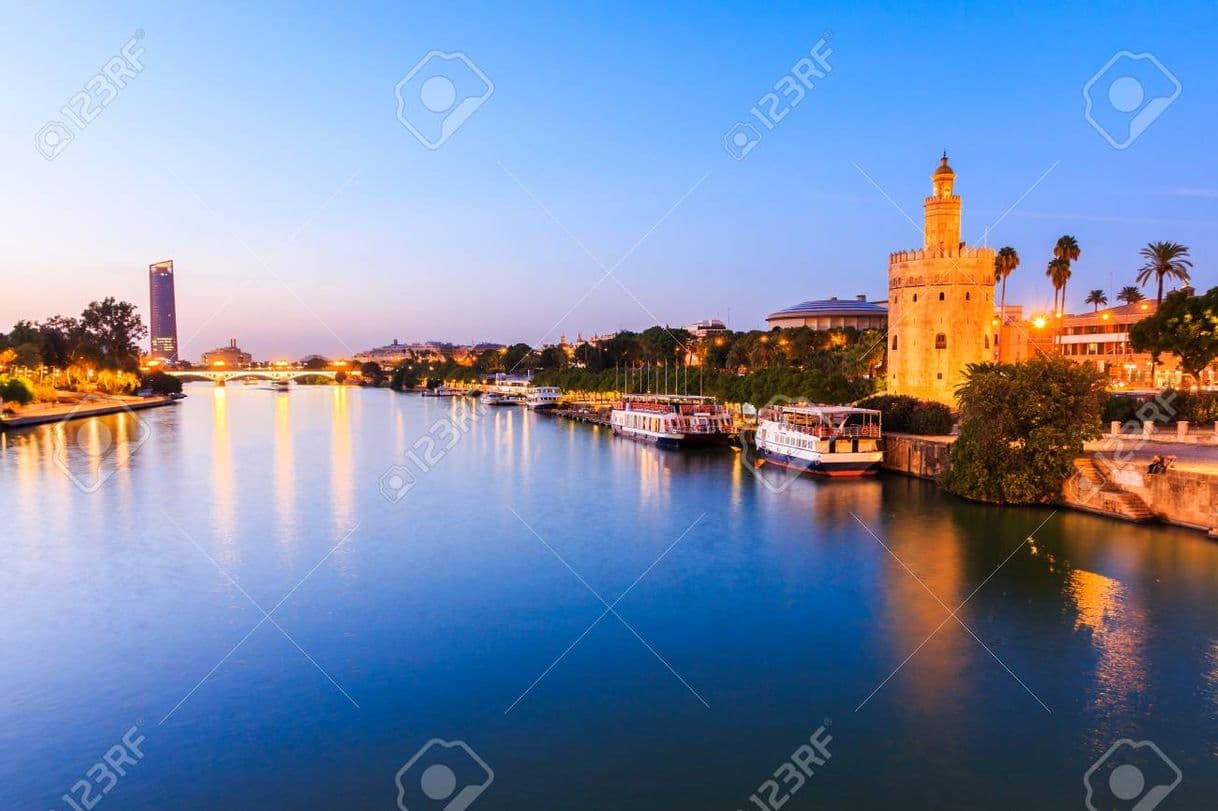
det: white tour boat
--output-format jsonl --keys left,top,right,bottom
{"left": 421, "top": 385, "right": 462, "bottom": 397}
{"left": 610, "top": 394, "right": 734, "bottom": 447}
{"left": 754, "top": 404, "right": 882, "bottom": 477}
{"left": 483, "top": 374, "right": 530, "bottom": 406}
{"left": 525, "top": 386, "right": 562, "bottom": 410}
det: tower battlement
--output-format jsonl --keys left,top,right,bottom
{"left": 889, "top": 245, "right": 995, "bottom": 264}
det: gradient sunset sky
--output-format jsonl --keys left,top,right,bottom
{"left": 2, "top": 1, "right": 1215, "bottom": 359}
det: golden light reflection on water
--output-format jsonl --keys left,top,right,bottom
{"left": 329, "top": 385, "right": 354, "bottom": 532}
{"left": 1067, "top": 567, "right": 1146, "bottom": 715}
{"left": 876, "top": 500, "right": 971, "bottom": 724}
{"left": 211, "top": 387, "right": 235, "bottom": 550}
{"left": 273, "top": 393, "right": 296, "bottom": 543}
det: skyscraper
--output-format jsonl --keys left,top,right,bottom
{"left": 148, "top": 260, "right": 179, "bottom": 361}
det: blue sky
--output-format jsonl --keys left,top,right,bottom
{"left": 1, "top": 1, "right": 1215, "bottom": 359}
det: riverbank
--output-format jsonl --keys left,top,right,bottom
{"left": 0, "top": 394, "right": 179, "bottom": 429}
{"left": 881, "top": 432, "right": 1218, "bottom": 536}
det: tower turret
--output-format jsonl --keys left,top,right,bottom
{"left": 923, "top": 152, "right": 961, "bottom": 250}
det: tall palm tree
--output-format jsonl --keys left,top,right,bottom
{"left": 1116, "top": 285, "right": 1145, "bottom": 305}
{"left": 1085, "top": 289, "right": 1108, "bottom": 312}
{"left": 1135, "top": 241, "right": 1193, "bottom": 304}
{"left": 1046, "top": 258, "right": 1071, "bottom": 317}
{"left": 993, "top": 246, "right": 1019, "bottom": 322}
{"left": 1053, "top": 235, "right": 1081, "bottom": 315}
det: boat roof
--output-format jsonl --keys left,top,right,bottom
{"left": 622, "top": 394, "right": 716, "bottom": 403}
{"left": 771, "top": 404, "right": 881, "bottom": 416}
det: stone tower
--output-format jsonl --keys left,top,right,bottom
{"left": 886, "top": 154, "right": 994, "bottom": 405}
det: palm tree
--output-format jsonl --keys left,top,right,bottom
{"left": 1116, "top": 285, "right": 1145, "bottom": 305}
{"left": 993, "top": 246, "right": 1019, "bottom": 322}
{"left": 1135, "top": 241, "right": 1193, "bottom": 304}
{"left": 1053, "top": 235, "right": 1081, "bottom": 314}
{"left": 1085, "top": 289, "right": 1108, "bottom": 312}
{"left": 1046, "top": 258, "right": 1071, "bottom": 317}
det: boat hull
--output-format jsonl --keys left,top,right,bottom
{"left": 757, "top": 447, "right": 880, "bottom": 477}
{"left": 612, "top": 425, "right": 733, "bottom": 448}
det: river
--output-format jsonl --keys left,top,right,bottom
{"left": 2, "top": 384, "right": 1216, "bottom": 809}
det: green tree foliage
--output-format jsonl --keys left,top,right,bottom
{"left": 1135, "top": 241, "right": 1192, "bottom": 304}
{"left": 1129, "top": 287, "right": 1218, "bottom": 384}
{"left": 78, "top": 298, "right": 147, "bottom": 371}
{"left": 855, "top": 394, "right": 953, "bottom": 435}
{"left": 140, "top": 370, "right": 184, "bottom": 395}
{"left": 941, "top": 357, "right": 1104, "bottom": 504}
{"left": 0, "top": 375, "right": 36, "bottom": 406}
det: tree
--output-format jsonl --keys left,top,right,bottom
{"left": 360, "top": 361, "right": 385, "bottom": 385}
{"left": 141, "top": 370, "right": 183, "bottom": 395}
{"left": 1129, "top": 287, "right": 1218, "bottom": 387}
{"left": 503, "top": 342, "right": 534, "bottom": 372}
{"left": 1046, "top": 258, "right": 1070, "bottom": 318}
{"left": 1053, "top": 235, "right": 1081, "bottom": 314}
{"left": 1116, "top": 285, "right": 1145, "bottom": 305}
{"left": 1085, "top": 289, "right": 1108, "bottom": 312}
{"left": 538, "top": 345, "right": 569, "bottom": 371}
{"left": 994, "top": 246, "right": 1019, "bottom": 322}
{"left": 1135, "top": 241, "right": 1192, "bottom": 304}
{"left": 941, "top": 357, "right": 1104, "bottom": 504}
{"left": 78, "top": 299, "right": 146, "bottom": 371}
{"left": 302, "top": 355, "right": 329, "bottom": 370}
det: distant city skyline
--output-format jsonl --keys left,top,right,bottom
{"left": 3, "top": 2, "right": 1214, "bottom": 358}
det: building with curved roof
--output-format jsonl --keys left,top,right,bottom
{"left": 765, "top": 294, "right": 888, "bottom": 331}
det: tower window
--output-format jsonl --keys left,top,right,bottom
{"left": 913, "top": 293, "right": 918, "bottom": 303}
{"left": 984, "top": 335, "right": 989, "bottom": 349}
{"left": 938, "top": 292, "right": 945, "bottom": 301}
{"left": 891, "top": 335, "right": 898, "bottom": 350}
{"left": 935, "top": 333, "right": 947, "bottom": 349}
{"left": 965, "top": 292, "right": 971, "bottom": 301}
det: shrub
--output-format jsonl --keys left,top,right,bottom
{"left": 941, "top": 358, "right": 1105, "bottom": 504}
{"left": 1100, "top": 393, "right": 1142, "bottom": 425}
{"left": 0, "top": 375, "right": 36, "bottom": 406}
{"left": 909, "top": 401, "right": 954, "bottom": 435}
{"left": 140, "top": 371, "right": 183, "bottom": 395}
{"left": 856, "top": 393, "right": 951, "bottom": 434}
{"left": 1167, "top": 389, "right": 1218, "bottom": 423}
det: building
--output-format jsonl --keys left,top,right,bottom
{"left": 886, "top": 154, "right": 995, "bottom": 404}
{"left": 686, "top": 318, "right": 729, "bottom": 338}
{"left": 202, "top": 339, "right": 253, "bottom": 368}
{"left": 148, "top": 260, "right": 179, "bottom": 361}
{"left": 766, "top": 295, "right": 888, "bottom": 331}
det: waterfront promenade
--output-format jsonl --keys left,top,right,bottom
{"left": 0, "top": 394, "right": 177, "bottom": 430}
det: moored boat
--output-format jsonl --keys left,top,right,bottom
{"left": 754, "top": 404, "right": 882, "bottom": 477}
{"left": 421, "top": 385, "right": 462, "bottom": 397}
{"left": 610, "top": 394, "right": 734, "bottom": 447}
{"left": 525, "top": 386, "right": 562, "bottom": 410}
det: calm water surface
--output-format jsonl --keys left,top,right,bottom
{"left": 2, "top": 385, "right": 1217, "bottom": 809}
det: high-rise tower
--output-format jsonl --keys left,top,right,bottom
{"left": 886, "top": 155, "right": 994, "bottom": 405}
{"left": 148, "top": 260, "right": 179, "bottom": 361}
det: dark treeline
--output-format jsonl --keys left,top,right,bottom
{"left": 391, "top": 325, "right": 886, "bottom": 405}
{"left": 0, "top": 298, "right": 147, "bottom": 372}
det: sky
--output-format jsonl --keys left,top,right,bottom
{"left": 1, "top": 0, "right": 1215, "bottom": 360}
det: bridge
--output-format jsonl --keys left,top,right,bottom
{"left": 165, "top": 368, "right": 341, "bottom": 384}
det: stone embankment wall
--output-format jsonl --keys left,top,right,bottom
{"left": 880, "top": 433, "right": 954, "bottom": 480}
{"left": 880, "top": 433, "right": 1218, "bottom": 536}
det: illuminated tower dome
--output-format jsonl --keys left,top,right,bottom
{"left": 886, "top": 154, "right": 994, "bottom": 405}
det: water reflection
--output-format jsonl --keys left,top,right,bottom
{"left": 211, "top": 387, "right": 235, "bottom": 549}
{"left": 1067, "top": 567, "right": 1146, "bottom": 715}
{"left": 274, "top": 393, "right": 296, "bottom": 545}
